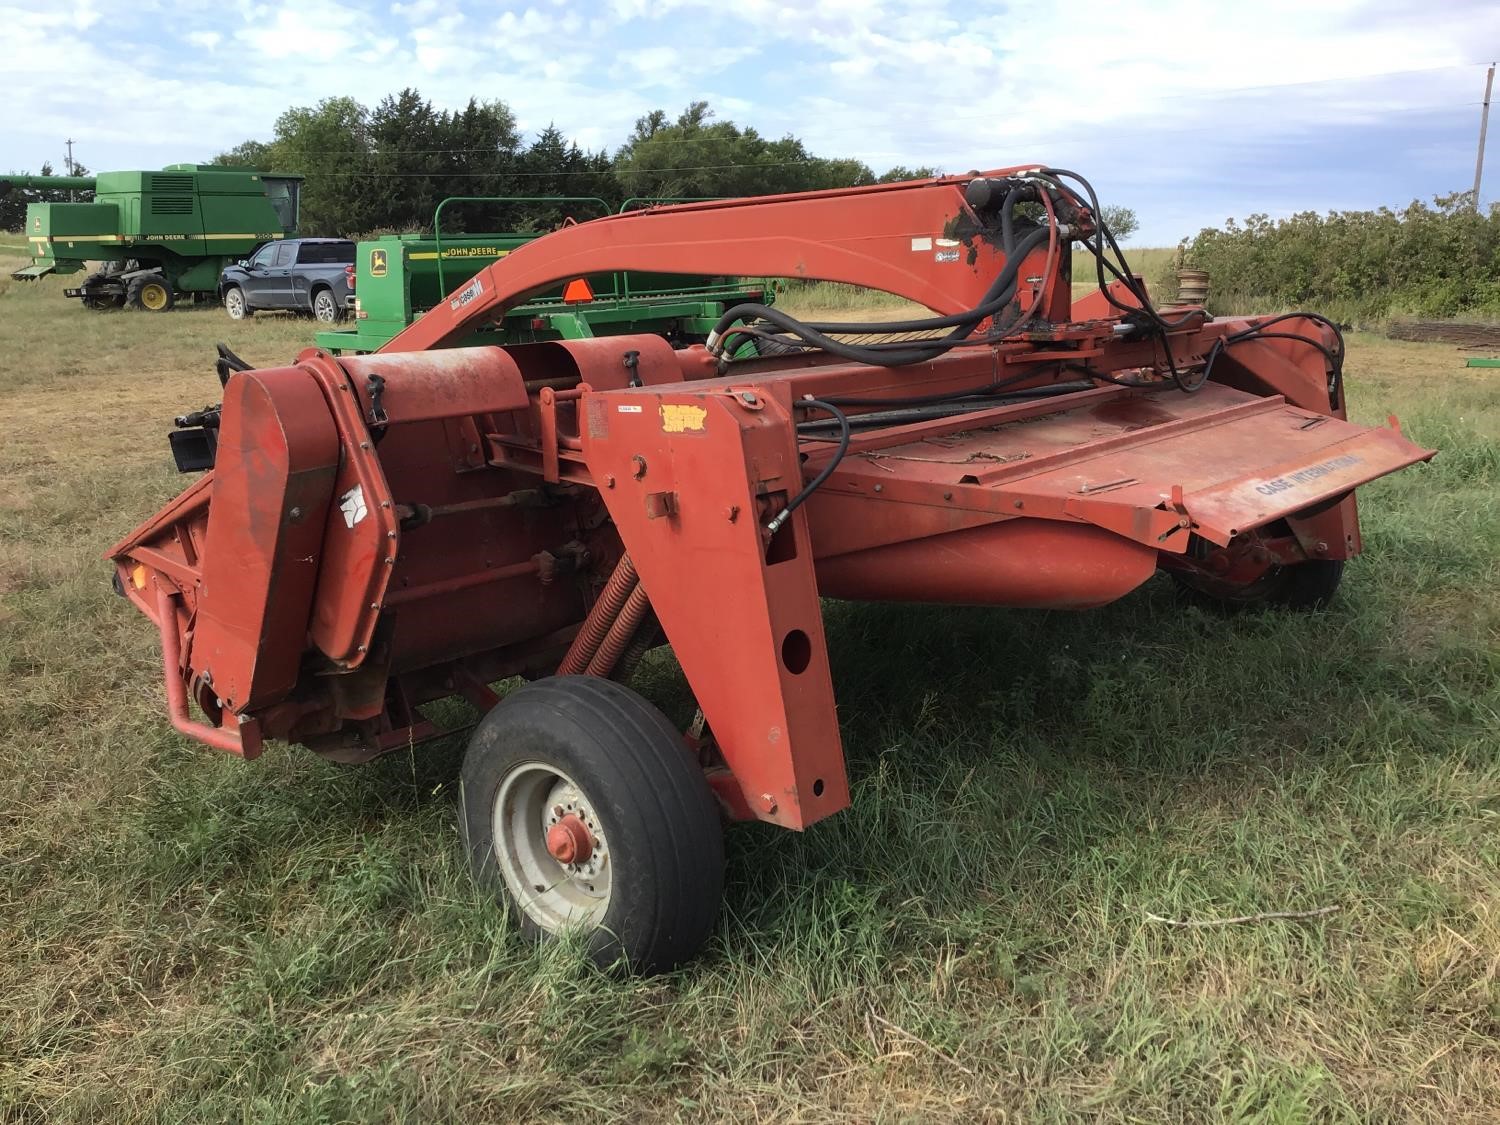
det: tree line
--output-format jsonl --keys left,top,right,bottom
{"left": 1178, "top": 192, "right": 1500, "bottom": 321}
{"left": 207, "top": 90, "right": 936, "bottom": 237}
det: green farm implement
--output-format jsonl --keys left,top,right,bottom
{"left": 5, "top": 165, "right": 302, "bottom": 310}
{"left": 314, "top": 196, "right": 772, "bottom": 353}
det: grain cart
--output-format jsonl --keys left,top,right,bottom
{"left": 109, "top": 167, "right": 1434, "bottom": 972}
{"left": 5, "top": 165, "right": 302, "bottom": 310}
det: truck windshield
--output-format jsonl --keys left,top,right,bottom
{"left": 297, "top": 241, "right": 355, "bottom": 264}
{"left": 263, "top": 178, "right": 301, "bottom": 233}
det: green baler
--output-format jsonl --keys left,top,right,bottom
{"left": 5, "top": 165, "right": 302, "bottom": 310}
{"left": 315, "top": 196, "right": 772, "bottom": 354}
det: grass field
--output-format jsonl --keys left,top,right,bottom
{"left": 1, "top": 255, "right": 1498, "bottom": 1121}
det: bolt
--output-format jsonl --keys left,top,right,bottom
{"left": 873, "top": 483, "right": 883, "bottom": 493}
{"left": 726, "top": 504, "right": 740, "bottom": 522}
{"left": 741, "top": 392, "right": 758, "bottom": 404}
{"left": 384, "top": 557, "right": 395, "bottom": 565}
{"left": 758, "top": 793, "right": 778, "bottom": 815}
{"left": 357, "top": 644, "right": 367, "bottom": 653}
{"left": 1314, "top": 540, "right": 1329, "bottom": 555}
{"left": 386, "top": 530, "right": 397, "bottom": 540}
{"left": 369, "top": 602, "right": 380, "bottom": 610}
{"left": 1013, "top": 500, "right": 1024, "bottom": 509}
{"left": 943, "top": 492, "right": 953, "bottom": 501}
{"left": 604, "top": 473, "right": 616, "bottom": 489}
{"left": 288, "top": 506, "right": 302, "bottom": 520}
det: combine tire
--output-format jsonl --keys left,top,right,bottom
{"left": 79, "top": 270, "right": 125, "bottom": 311}
{"left": 223, "top": 286, "right": 252, "bottom": 321}
{"left": 311, "top": 288, "right": 341, "bottom": 323}
{"left": 1172, "top": 559, "right": 1345, "bottom": 612}
{"left": 460, "top": 675, "right": 723, "bottom": 974}
{"left": 126, "top": 274, "right": 175, "bottom": 312}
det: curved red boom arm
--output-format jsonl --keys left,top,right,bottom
{"left": 379, "top": 167, "right": 1048, "bottom": 354}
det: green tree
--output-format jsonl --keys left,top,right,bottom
{"left": 878, "top": 165, "right": 939, "bottom": 183}
{"left": 613, "top": 102, "right": 876, "bottom": 199}
{"left": 1101, "top": 205, "right": 1139, "bottom": 241}
{"left": 260, "top": 95, "right": 374, "bottom": 235}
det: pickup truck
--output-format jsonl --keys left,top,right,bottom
{"left": 219, "top": 238, "right": 355, "bottom": 323}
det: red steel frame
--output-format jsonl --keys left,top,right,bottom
{"left": 109, "top": 168, "right": 1434, "bottom": 830}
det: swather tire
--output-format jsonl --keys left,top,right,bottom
{"left": 1172, "top": 558, "right": 1345, "bottom": 612}
{"left": 223, "top": 286, "right": 252, "bottom": 320}
{"left": 126, "top": 274, "right": 175, "bottom": 312}
{"left": 459, "top": 675, "right": 723, "bottom": 974}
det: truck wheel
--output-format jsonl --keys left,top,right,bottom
{"left": 126, "top": 275, "right": 175, "bottom": 312}
{"left": 1172, "top": 559, "right": 1344, "bottom": 611}
{"left": 223, "top": 286, "right": 252, "bottom": 321}
{"left": 460, "top": 675, "right": 724, "bottom": 974}
{"left": 312, "top": 288, "right": 340, "bottom": 323}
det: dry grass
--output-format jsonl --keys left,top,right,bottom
{"left": 1, "top": 267, "right": 1498, "bottom": 1122}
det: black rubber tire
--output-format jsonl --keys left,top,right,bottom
{"left": 223, "top": 286, "right": 252, "bottom": 320}
{"left": 459, "top": 675, "right": 723, "bottom": 974}
{"left": 79, "top": 269, "right": 125, "bottom": 310}
{"left": 125, "top": 274, "right": 175, "bottom": 312}
{"left": 1172, "top": 559, "right": 1345, "bottom": 612}
{"left": 311, "top": 287, "right": 340, "bottom": 323}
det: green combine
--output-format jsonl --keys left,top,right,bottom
{"left": 315, "top": 196, "right": 772, "bottom": 354}
{"left": 5, "top": 165, "right": 302, "bottom": 310}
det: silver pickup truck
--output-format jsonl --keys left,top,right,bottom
{"left": 218, "top": 238, "right": 355, "bottom": 323}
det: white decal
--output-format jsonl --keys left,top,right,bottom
{"left": 935, "top": 237, "right": 960, "bottom": 247}
{"left": 339, "top": 484, "right": 368, "bottom": 529}
{"left": 617, "top": 404, "right": 643, "bottom": 414}
{"left": 935, "top": 249, "right": 960, "bottom": 263}
{"left": 448, "top": 276, "right": 485, "bottom": 311}
{"left": 910, "top": 237, "right": 933, "bottom": 252}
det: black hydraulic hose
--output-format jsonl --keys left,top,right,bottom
{"left": 1206, "top": 312, "right": 1348, "bottom": 409}
{"left": 710, "top": 227, "right": 1051, "bottom": 367}
{"left": 796, "top": 381, "right": 1096, "bottom": 431}
{"left": 768, "top": 400, "right": 850, "bottom": 535}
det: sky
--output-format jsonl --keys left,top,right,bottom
{"left": 3, "top": 0, "right": 1497, "bottom": 245}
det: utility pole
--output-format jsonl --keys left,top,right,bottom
{"left": 64, "top": 138, "right": 76, "bottom": 202}
{"left": 1475, "top": 64, "right": 1495, "bottom": 210}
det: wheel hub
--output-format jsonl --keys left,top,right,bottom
{"left": 546, "top": 814, "right": 592, "bottom": 865}
{"left": 493, "top": 763, "right": 611, "bottom": 933}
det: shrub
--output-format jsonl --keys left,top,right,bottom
{"left": 1178, "top": 193, "right": 1500, "bottom": 324}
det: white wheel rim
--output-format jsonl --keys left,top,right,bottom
{"left": 227, "top": 291, "right": 243, "bottom": 317}
{"left": 493, "top": 762, "right": 611, "bottom": 933}
{"left": 316, "top": 294, "right": 334, "bottom": 321}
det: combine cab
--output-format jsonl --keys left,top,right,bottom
{"left": 110, "top": 167, "right": 1433, "bottom": 972}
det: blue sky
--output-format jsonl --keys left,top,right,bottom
{"left": 4, "top": 0, "right": 1497, "bottom": 244}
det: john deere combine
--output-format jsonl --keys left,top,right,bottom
{"left": 5, "top": 165, "right": 302, "bottom": 311}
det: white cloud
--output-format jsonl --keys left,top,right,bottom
{"left": 3, "top": 0, "right": 1498, "bottom": 241}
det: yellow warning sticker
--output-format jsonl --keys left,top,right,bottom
{"left": 660, "top": 404, "right": 708, "bottom": 433}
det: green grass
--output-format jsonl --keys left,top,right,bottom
{"left": 1, "top": 271, "right": 1498, "bottom": 1120}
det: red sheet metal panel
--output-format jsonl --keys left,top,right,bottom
{"left": 582, "top": 384, "right": 849, "bottom": 830}
{"left": 190, "top": 368, "right": 340, "bottom": 714}
{"left": 818, "top": 383, "right": 1434, "bottom": 551}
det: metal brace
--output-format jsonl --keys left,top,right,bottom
{"left": 366, "top": 373, "right": 388, "bottom": 427}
